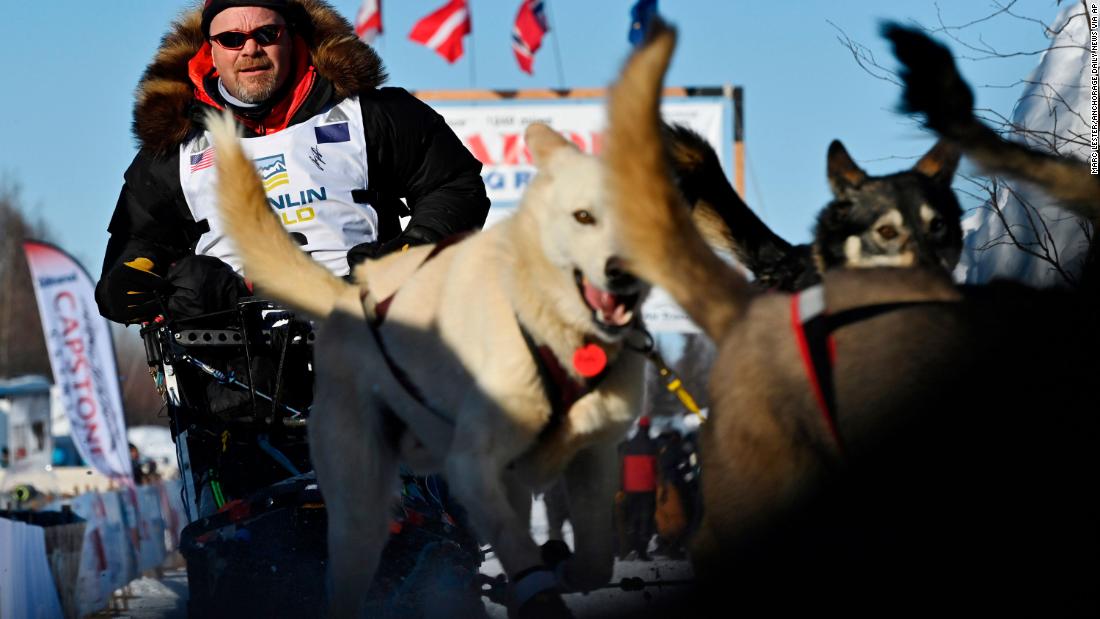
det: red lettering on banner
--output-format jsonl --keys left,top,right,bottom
{"left": 66, "top": 338, "right": 89, "bottom": 374}
{"left": 76, "top": 395, "right": 97, "bottom": 420}
{"left": 463, "top": 134, "right": 494, "bottom": 165}
{"left": 464, "top": 130, "right": 604, "bottom": 168}
{"left": 501, "top": 134, "right": 532, "bottom": 165}
{"left": 566, "top": 132, "right": 588, "bottom": 151}
{"left": 590, "top": 131, "right": 604, "bottom": 155}
{"left": 72, "top": 378, "right": 105, "bottom": 455}
{"left": 54, "top": 291, "right": 76, "bottom": 312}
{"left": 61, "top": 317, "right": 80, "bottom": 336}
{"left": 84, "top": 422, "right": 103, "bottom": 455}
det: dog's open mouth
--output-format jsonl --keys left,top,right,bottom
{"left": 574, "top": 270, "right": 641, "bottom": 333}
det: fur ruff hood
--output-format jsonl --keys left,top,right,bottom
{"left": 133, "top": 0, "right": 387, "bottom": 154}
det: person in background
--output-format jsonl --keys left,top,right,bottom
{"left": 654, "top": 429, "right": 691, "bottom": 559}
{"left": 129, "top": 443, "right": 146, "bottom": 486}
{"left": 620, "top": 416, "right": 658, "bottom": 561}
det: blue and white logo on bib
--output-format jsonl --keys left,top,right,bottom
{"left": 254, "top": 154, "right": 290, "bottom": 191}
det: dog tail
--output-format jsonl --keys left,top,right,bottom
{"left": 206, "top": 111, "right": 364, "bottom": 319}
{"left": 605, "top": 21, "right": 752, "bottom": 341}
{"left": 885, "top": 24, "right": 1100, "bottom": 224}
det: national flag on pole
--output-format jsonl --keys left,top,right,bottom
{"left": 512, "top": 0, "right": 549, "bottom": 75}
{"left": 409, "top": 0, "right": 471, "bottom": 64}
{"left": 22, "top": 240, "right": 133, "bottom": 483}
{"left": 355, "top": 0, "right": 382, "bottom": 43}
{"left": 628, "top": 0, "right": 657, "bottom": 46}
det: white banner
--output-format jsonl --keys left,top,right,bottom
{"left": 0, "top": 517, "right": 65, "bottom": 619}
{"left": 22, "top": 241, "right": 132, "bottom": 481}
{"left": 429, "top": 99, "right": 729, "bottom": 333}
{"left": 433, "top": 100, "right": 726, "bottom": 205}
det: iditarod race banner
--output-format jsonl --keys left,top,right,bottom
{"left": 431, "top": 99, "right": 728, "bottom": 208}
{"left": 427, "top": 98, "right": 731, "bottom": 333}
{"left": 22, "top": 240, "right": 132, "bottom": 482}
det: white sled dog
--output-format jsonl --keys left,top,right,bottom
{"left": 205, "top": 112, "right": 648, "bottom": 617}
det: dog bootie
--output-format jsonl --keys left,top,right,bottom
{"left": 509, "top": 566, "right": 573, "bottom": 619}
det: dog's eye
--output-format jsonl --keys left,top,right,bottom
{"left": 876, "top": 225, "right": 899, "bottom": 240}
{"left": 573, "top": 210, "right": 597, "bottom": 225}
{"left": 928, "top": 217, "right": 945, "bottom": 233}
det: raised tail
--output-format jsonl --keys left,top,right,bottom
{"left": 884, "top": 24, "right": 1100, "bottom": 224}
{"left": 205, "top": 111, "right": 364, "bottom": 319}
{"left": 604, "top": 21, "right": 751, "bottom": 342}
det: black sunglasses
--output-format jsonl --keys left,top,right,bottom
{"left": 209, "top": 24, "right": 285, "bottom": 50}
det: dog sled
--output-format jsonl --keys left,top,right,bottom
{"left": 141, "top": 299, "right": 484, "bottom": 618}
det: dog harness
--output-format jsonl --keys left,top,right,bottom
{"left": 791, "top": 285, "right": 843, "bottom": 452}
{"left": 366, "top": 233, "right": 473, "bottom": 423}
{"left": 791, "top": 284, "right": 960, "bottom": 455}
{"left": 180, "top": 97, "right": 378, "bottom": 277}
{"left": 364, "top": 231, "right": 610, "bottom": 435}
{"left": 518, "top": 327, "right": 609, "bottom": 440}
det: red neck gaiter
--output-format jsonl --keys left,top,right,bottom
{"left": 187, "top": 34, "right": 316, "bottom": 135}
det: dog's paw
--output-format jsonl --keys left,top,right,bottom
{"left": 509, "top": 567, "right": 573, "bottom": 619}
{"left": 540, "top": 540, "right": 573, "bottom": 568}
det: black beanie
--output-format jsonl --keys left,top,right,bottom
{"left": 201, "top": 0, "right": 292, "bottom": 36}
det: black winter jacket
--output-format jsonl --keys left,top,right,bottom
{"left": 96, "top": 0, "right": 489, "bottom": 323}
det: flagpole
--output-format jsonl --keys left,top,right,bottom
{"left": 544, "top": 0, "right": 566, "bottom": 89}
{"left": 467, "top": 0, "right": 477, "bottom": 87}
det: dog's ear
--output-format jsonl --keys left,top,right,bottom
{"left": 912, "top": 139, "right": 960, "bottom": 185}
{"left": 526, "top": 122, "right": 574, "bottom": 168}
{"left": 827, "top": 140, "right": 868, "bottom": 197}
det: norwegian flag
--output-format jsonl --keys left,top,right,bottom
{"left": 409, "top": 0, "right": 471, "bottom": 64}
{"left": 512, "top": 0, "right": 548, "bottom": 75}
{"left": 355, "top": 0, "right": 382, "bottom": 43}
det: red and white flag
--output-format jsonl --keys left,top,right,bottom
{"left": 409, "top": 0, "right": 471, "bottom": 64}
{"left": 512, "top": 0, "right": 549, "bottom": 74}
{"left": 355, "top": 0, "right": 382, "bottom": 43}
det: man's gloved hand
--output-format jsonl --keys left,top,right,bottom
{"left": 163, "top": 255, "right": 252, "bottom": 319}
{"left": 103, "top": 257, "right": 172, "bottom": 324}
{"left": 347, "top": 227, "right": 440, "bottom": 269}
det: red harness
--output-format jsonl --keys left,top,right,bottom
{"left": 791, "top": 285, "right": 843, "bottom": 452}
{"left": 790, "top": 285, "right": 958, "bottom": 456}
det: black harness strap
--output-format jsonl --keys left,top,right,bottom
{"left": 372, "top": 231, "right": 475, "bottom": 324}
{"left": 792, "top": 285, "right": 959, "bottom": 455}
{"left": 361, "top": 232, "right": 476, "bottom": 424}
{"left": 519, "top": 326, "right": 608, "bottom": 442}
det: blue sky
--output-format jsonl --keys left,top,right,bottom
{"left": 0, "top": 0, "right": 1061, "bottom": 272}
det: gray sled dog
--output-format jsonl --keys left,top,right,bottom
{"left": 604, "top": 20, "right": 1098, "bottom": 616}
{"left": 205, "top": 112, "right": 649, "bottom": 617}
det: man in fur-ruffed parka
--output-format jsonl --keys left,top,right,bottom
{"left": 96, "top": 0, "right": 489, "bottom": 323}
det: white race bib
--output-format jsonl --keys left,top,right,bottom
{"left": 180, "top": 96, "right": 377, "bottom": 276}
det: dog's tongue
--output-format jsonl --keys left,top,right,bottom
{"left": 584, "top": 281, "right": 632, "bottom": 326}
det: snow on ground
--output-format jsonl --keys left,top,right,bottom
{"left": 118, "top": 495, "right": 692, "bottom": 618}
{"left": 481, "top": 495, "right": 694, "bottom": 618}
{"left": 109, "top": 569, "right": 188, "bottom": 619}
